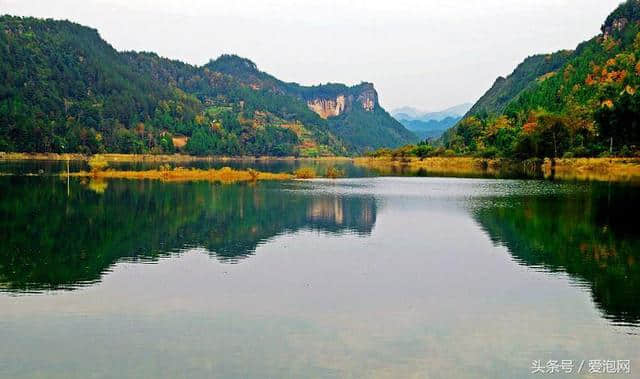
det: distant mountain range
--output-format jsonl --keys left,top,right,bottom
{"left": 391, "top": 103, "right": 471, "bottom": 139}
{"left": 0, "top": 16, "right": 416, "bottom": 156}
{"left": 392, "top": 103, "right": 472, "bottom": 122}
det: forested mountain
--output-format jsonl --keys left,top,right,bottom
{"left": 444, "top": 0, "right": 640, "bottom": 159}
{"left": 0, "top": 16, "right": 414, "bottom": 156}
{"left": 464, "top": 52, "right": 572, "bottom": 117}
{"left": 206, "top": 56, "right": 417, "bottom": 151}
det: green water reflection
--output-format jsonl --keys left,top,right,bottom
{"left": 2, "top": 172, "right": 640, "bottom": 378}
{"left": 0, "top": 176, "right": 376, "bottom": 291}
{"left": 473, "top": 182, "right": 640, "bottom": 326}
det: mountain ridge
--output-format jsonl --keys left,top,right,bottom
{"left": 0, "top": 16, "right": 415, "bottom": 155}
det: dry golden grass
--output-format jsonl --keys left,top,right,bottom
{"left": 544, "top": 158, "right": 640, "bottom": 182}
{"left": 66, "top": 167, "right": 293, "bottom": 183}
{"left": 353, "top": 156, "right": 502, "bottom": 176}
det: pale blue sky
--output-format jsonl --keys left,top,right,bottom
{"left": 0, "top": 0, "right": 624, "bottom": 110}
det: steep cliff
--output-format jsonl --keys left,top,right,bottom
{"left": 298, "top": 82, "right": 377, "bottom": 116}
{"left": 307, "top": 96, "right": 346, "bottom": 119}
{"left": 295, "top": 82, "right": 416, "bottom": 151}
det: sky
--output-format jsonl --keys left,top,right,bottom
{"left": 0, "top": 0, "right": 624, "bottom": 111}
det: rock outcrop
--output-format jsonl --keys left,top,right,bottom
{"left": 307, "top": 95, "right": 346, "bottom": 119}
{"left": 305, "top": 82, "right": 378, "bottom": 119}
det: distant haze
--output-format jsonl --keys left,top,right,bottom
{"left": 0, "top": 0, "right": 623, "bottom": 110}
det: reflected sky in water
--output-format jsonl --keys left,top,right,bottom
{"left": 1, "top": 174, "right": 639, "bottom": 378}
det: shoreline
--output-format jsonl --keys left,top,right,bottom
{"left": 0, "top": 152, "right": 353, "bottom": 163}
{"left": 354, "top": 156, "right": 640, "bottom": 182}
{"left": 3, "top": 152, "right": 640, "bottom": 182}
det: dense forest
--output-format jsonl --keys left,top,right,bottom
{"left": 0, "top": 16, "right": 414, "bottom": 156}
{"left": 438, "top": 0, "right": 640, "bottom": 159}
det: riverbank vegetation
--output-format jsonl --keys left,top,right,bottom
{"left": 68, "top": 166, "right": 293, "bottom": 183}
{"left": 52, "top": 156, "right": 350, "bottom": 183}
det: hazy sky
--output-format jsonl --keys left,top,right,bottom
{"left": 0, "top": 0, "right": 624, "bottom": 110}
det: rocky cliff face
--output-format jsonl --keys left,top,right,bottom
{"left": 305, "top": 83, "right": 378, "bottom": 119}
{"left": 355, "top": 83, "right": 377, "bottom": 112}
{"left": 307, "top": 95, "right": 346, "bottom": 119}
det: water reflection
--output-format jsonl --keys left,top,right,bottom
{"left": 472, "top": 182, "right": 640, "bottom": 326}
{"left": 0, "top": 176, "right": 376, "bottom": 292}
{"left": 2, "top": 173, "right": 640, "bottom": 330}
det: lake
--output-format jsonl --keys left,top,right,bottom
{"left": 0, "top": 162, "right": 639, "bottom": 378}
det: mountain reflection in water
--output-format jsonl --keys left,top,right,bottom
{"left": 0, "top": 176, "right": 376, "bottom": 292}
{"left": 1, "top": 175, "right": 639, "bottom": 330}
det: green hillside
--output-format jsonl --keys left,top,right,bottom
{"left": 465, "top": 51, "right": 572, "bottom": 117}
{"left": 444, "top": 0, "right": 640, "bottom": 159}
{"left": 206, "top": 56, "right": 417, "bottom": 151}
{"left": 0, "top": 16, "right": 413, "bottom": 156}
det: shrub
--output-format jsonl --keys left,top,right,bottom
{"left": 325, "top": 166, "right": 345, "bottom": 179}
{"left": 570, "top": 146, "right": 590, "bottom": 158}
{"left": 620, "top": 145, "right": 632, "bottom": 157}
{"left": 477, "top": 147, "right": 498, "bottom": 158}
{"left": 294, "top": 167, "right": 316, "bottom": 179}
{"left": 88, "top": 155, "right": 109, "bottom": 172}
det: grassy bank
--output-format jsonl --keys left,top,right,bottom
{"left": 5, "top": 152, "right": 640, "bottom": 182}
{"left": 355, "top": 156, "right": 640, "bottom": 182}
{"left": 67, "top": 167, "right": 294, "bottom": 183}
{"left": 353, "top": 157, "right": 536, "bottom": 178}
{"left": 543, "top": 158, "right": 640, "bottom": 182}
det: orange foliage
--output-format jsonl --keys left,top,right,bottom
{"left": 522, "top": 122, "right": 537, "bottom": 134}
{"left": 172, "top": 135, "right": 188, "bottom": 148}
{"left": 301, "top": 140, "right": 316, "bottom": 148}
{"left": 280, "top": 122, "right": 305, "bottom": 137}
{"left": 486, "top": 116, "right": 512, "bottom": 137}
{"left": 585, "top": 74, "right": 596, "bottom": 86}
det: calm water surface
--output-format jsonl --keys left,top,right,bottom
{"left": 0, "top": 164, "right": 639, "bottom": 378}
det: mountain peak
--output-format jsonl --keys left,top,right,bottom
{"left": 205, "top": 54, "right": 260, "bottom": 76}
